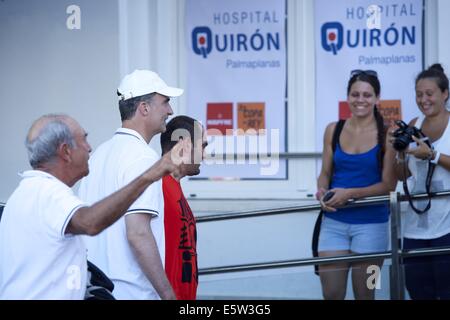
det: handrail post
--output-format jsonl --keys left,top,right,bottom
{"left": 389, "top": 191, "right": 405, "bottom": 300}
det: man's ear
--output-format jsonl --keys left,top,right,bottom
{"left": 57, "top": 143, "right": 72, "bottom": 162}
{"left": 138, "top": 101, "right": 149, "bottom": 115}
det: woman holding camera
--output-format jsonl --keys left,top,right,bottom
{"left": 316, "top": 70, "right": 397, "bottom": 300}
{"left": 392, "top": 64, "right": 450, "bottom": 300}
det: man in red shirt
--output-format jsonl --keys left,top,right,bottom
{"left": 160, "top": 116, "right": 207, "bottom": 300}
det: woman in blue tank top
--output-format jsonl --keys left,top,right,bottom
{"left": 316, "top": 70, "right": 396, "bottom": 300}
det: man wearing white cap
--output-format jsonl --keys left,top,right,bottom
{"left": 78, "top": 70, "right": 183, "bottom": 300}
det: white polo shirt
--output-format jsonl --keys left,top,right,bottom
{"left": 78, "top": 128, "right": 164, "bottom": 300}
{"left": 0, "top": 170, "right": 87, "bottom": 300}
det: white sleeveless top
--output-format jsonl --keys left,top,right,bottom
{"left": 403, "top": 114, "right": 450, "bottom": 239}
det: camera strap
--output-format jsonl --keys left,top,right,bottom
{"left": 402, "top": 159, "right": 436, "bottom": 214}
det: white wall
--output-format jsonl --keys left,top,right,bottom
{"left": 437, "top": 0, "right": 450, "bottom": 71}
{"left": 0, "top": 0, "right": 120, "bottom": 202}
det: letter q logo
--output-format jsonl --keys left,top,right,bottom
{"left": 321, "top": 22, "right": 343, "bottom": 55}
{"left": 192, "top": 26, "right": 212, "bottom": 58}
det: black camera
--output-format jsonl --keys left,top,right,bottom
{"left": 392, "top": 120, "right": 427, "bottom": 151}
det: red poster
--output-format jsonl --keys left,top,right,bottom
{"left": 206, "top": 103, "right": 233, "bottom": 135}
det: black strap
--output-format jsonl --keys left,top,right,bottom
{"left": 332, "top": 119, "right": 346, "bottom": 153}
{"left": 312, "top": 210, "right": 323, "bottom": 276}
{"left": 402, "top": 160, "right": 436, "bottom": 214}
{"left": 399, "top": 128, "right": 436, "bottom": 215}
{"left": 312, "top": 119, "right": 346, "bottom": 275}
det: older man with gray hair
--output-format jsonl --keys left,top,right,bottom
{"left": 0, "top": 114, "right": 189, "bottom": 299}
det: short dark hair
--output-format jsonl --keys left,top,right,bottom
{"left": 118, "top": 92, "right": 156, "bottom": 121}
{"left": 416, "top": 63, "right": 449, "bottom": 101}
{"left": 160, "top": 115, "right": 201, "bottom": 155}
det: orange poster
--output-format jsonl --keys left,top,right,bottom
{"left": 379, "top": 100, "right": 402, "bottom": 128}
{"left": 237, "top": 103, "right": 265, "bottom": 133}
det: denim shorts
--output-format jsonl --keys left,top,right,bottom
{"left": 318, "top": 216, "right": 389, "bottom": 253}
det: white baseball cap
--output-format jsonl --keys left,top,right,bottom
{"left": 117, "top": 69, "right": 183, "bottom": 101}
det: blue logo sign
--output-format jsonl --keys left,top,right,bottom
{"left": 321, "top": 22, "right": 344, "bottom": 55}
{"left": 320, "top": 21, "right": 416, "bottom": 56}
{"left": 192, "top": 26, "right": 212, "bottom": 58}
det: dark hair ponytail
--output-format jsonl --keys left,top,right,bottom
{"left": 373, "top": 106, "right": 386, "bottom": 169}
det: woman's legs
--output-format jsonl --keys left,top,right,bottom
{"left": 350, "top": 221, "right": 389, "bottom": 300}
{"left": 318, "top": 218, "right": 388, "bottom": 300}
{"left": 432, "top": 255, "right": 450, "bottom": 299}
{"left": 318, "top": 250, "right": 351, "bottom": 300}
{"left": 403, "top": 238, "right": 435, "bottom": 299}
{"left": 431, "top": 233, "right": 450, "bottom": 299}
{"left": 318, "top": 217, "right": 352, "bottom": 299}
{"left": 404, "top": 233, "right": 450, "bottom": 299}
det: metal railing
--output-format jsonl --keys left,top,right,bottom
{"left": 196, "top": 195, "right": 390, "bottom": 223}
{"left": 197, "top": 190, "right": 450, "bottom": 300}
{"left": 3, "top": 192, "right": 450, "bottom": 299}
